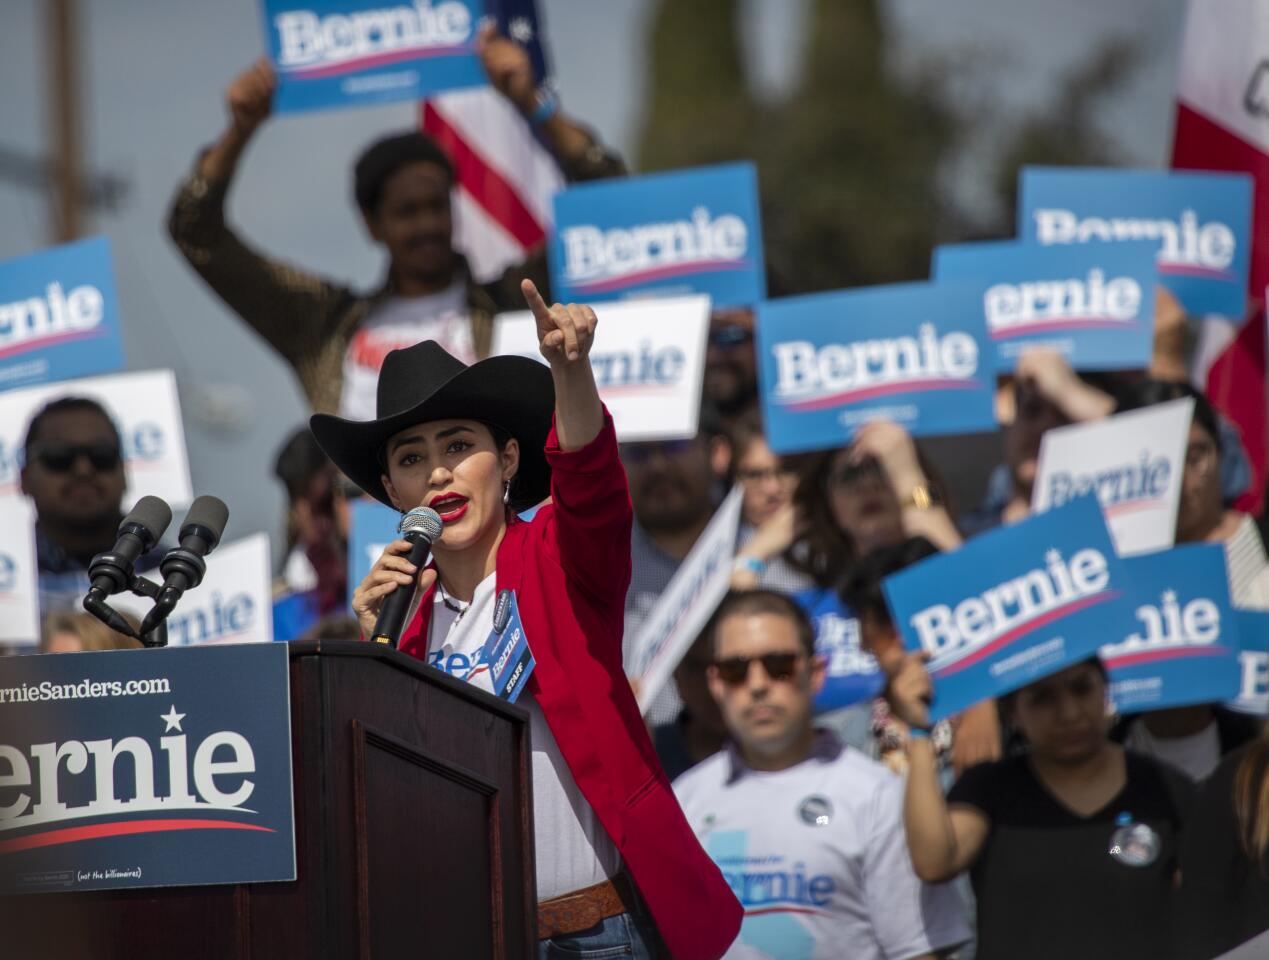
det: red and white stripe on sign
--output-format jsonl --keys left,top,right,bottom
{"left": 423, "top": 88, "right": 564, "bottom": 283}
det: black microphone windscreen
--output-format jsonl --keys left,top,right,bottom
{"left": 181, "top": 495, "right": 230, "bottom": 549}
{"left": 399, "top": 507, "right": 443, "bottom": 543}
{"left": 122, "top": 496, "right": 173, "bottom": 548}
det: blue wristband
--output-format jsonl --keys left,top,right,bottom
{"left": 529, "top": 88, "right": 559, "bottom": 125}
{"left": 733, "top": 555, "right": 766, "bottom": 576}
{"left": 908, "top": 726, "right": 931, "bottom": 741}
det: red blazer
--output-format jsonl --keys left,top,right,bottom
{"left": 399, "top": 412, "right": 742, "bottom": 959}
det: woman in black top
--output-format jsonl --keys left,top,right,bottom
{"left": 894, "top": 657, "right": 1194, "bottom": 960}
{"left": 1177, "top": 741, "right": 1269, "bottom": 958}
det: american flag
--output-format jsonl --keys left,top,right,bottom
{"left": 422, "top": 0, "right": 564, "bottom": 283}
{"left": 1173, "top": 0, "right": 1268, "bottom": 514}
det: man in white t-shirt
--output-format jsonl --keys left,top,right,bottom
{"left": 674, "top": 589, "right": 968, "bottom": 960}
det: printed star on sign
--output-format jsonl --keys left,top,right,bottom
{"left": 161, "top": 705, "right": 185, "bottom": 732}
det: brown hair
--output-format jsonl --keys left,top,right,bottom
{"left": 707, "top": 589, "right": 816, "bottom": 658}
{"left": 40, "top": 612, "right": 141, "bottom": 653}
{"left": 1235, "top": 739, "right": 1269, "bottom": 863}
{"left": 786, "top": 445, "right": 953, "bottom": 589}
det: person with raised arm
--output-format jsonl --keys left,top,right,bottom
{"left": 892, "top": 655, "right": 1193, "bottom": 960}
{"left": 168, "top": 24, "right": 623, "bottom": 417}
{"left": 310, "top": 281, "right": 741, "bottom": 959}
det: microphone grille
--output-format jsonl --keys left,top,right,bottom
{"left": 399, "top": 507, "right": 443, "bottom": 541}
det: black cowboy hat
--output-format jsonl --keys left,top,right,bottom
{"left": 309, "top": 341, "right": 555, "bottom": 510}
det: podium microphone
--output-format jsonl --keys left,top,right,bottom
{"left": 372, "top": 506, "right": 443, "bottom": 647}
{"left": 139, "top": 496, "right": 230, "bottom": 636}
{"left": 86, "top": 496, "right": 173, "bottom": 600}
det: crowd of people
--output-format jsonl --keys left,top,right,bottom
{"left": 13, "top": 23, "right": 1269, "bottom": 960}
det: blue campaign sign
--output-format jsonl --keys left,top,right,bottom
{"left": 1018, "top": 167, "right": 1253, "bottom": 319}
{"left": 0, "top": 237, "right": 125, "bottom": 392}
{"left": 261, "top": 0, "right": 487, "bottom": 114}
{"left": 756, "top": 281, "right": 996, "bottom": 455}
{"left": 347, "top": 499, "right": 405, "bottom": 610}
{"left": 932, "top": 239, "right": 1158, "bottom": 372}
{"left": 1230, "top": 610, "right": 1269, "bottom": 715}
{"left": 794, "top": 586, "right": 884, "bottom": 712}
{"left": 0, "top": 643, "right": 294, "bottom": 894}
{"left": 549, "top": 162, "right": 765, "bottom": 307}
{"left": 1102, "top": 544, "right": 1241, "bottom": 712}
{"left": 884, "top": 494, "right": 1130, "bottom": 722}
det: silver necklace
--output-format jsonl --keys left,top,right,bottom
{"left": 437, "top": 580, "right": 470, "bottom": 622}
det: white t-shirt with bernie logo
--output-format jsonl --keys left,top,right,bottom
{"left": 673, "top": 731, "right": 969, "bottom": 960}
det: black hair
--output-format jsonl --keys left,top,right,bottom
{"left": 1000, "top": 656, "right": 1109, "bottom": 715}
{"left": 354, "top": 131, "right": 455, "bottom": 214}
{"left": 839, "top": 536, "right": 941, "bottom": 628}
{"left": 706, "top": 589, "right": 816, "bottom": 658}
{"left": 1116, "top": 379, "right": 1222, "bottom": 452}
{"left": 22, "top": 396, "right": 121, "bottom": 461}
{"left": 275, "top": 428, "right": 331, "bottom": 502}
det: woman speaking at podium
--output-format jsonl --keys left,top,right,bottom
{"left": 312, "top": 280, "right": 741, "bottom": 959}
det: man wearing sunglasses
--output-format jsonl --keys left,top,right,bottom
{"left": 674, "top": 589, "right": 968, "bottom": 959}
{"left": 20, "top": 397, "right": 162, "bottom": 618}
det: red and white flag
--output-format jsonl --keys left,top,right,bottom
{"left": 1174, "top": 0, "right": 1269, "bottom": 513}
{"left": 421, "top": 2, "right": 562, "bottom": 283}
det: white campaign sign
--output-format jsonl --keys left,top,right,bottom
{"left": 0, "top": 369, "right": 193, "bottom": 508}
{"left": 113, "top": 533, "right": 273, "bottom": 646}
{"left": 1032, "top": 398, "right": 1193, "bottom": 557}
{"left": 630, "top": 487, "right": 744, "bottom": 714}
{"left": 491, "top": 294, "right": 711, "bottom": 442}
{"left": 0, "top": 496, "right": 40, "bottom": 646}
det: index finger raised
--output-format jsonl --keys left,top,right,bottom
{"left": 521, "top": 278, "right": 552, "bottom": 324}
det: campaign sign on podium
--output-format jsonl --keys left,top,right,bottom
{"left": 0, "top": 237, "right": 125, "bottom": 393}
{"left": 1018, "top": 167, "right": 1252, "bottom": 319}
{"left": 932, "top": 239, "right": 1157, "bottom": 372}
{"left": 884, "top": 495, "right": 1132, "bottom": 722}
{"left": 1101, "top": 544, "right": 1241, "bottom": 713}
{"left": 549, "top": 163, "right": 765, "bottom": 307}
{"left": 261, "top": 0, "right": 487, "bottom": 113}
{"left": 757, "top": 281, "right": 996, "bottom": 455}
{"left": 0, "top": 642, "right": 295, "bottom": 894}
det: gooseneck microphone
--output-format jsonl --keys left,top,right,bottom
{"left": 139, "top": 496, "right": 230, "bottom": 636}
{"left": 84, "top": 496, "right": 173, "bottom": 635}
{"left": 372, "top": 506, "right": 444, "bottom": 647}
{"left": 87, "top": 496, "right": 173, "bottom": 598}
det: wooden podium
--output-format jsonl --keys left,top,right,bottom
{"left": 5, "top": 640, "right": 538, "bottom": 959}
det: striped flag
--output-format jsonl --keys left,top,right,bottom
{"left": 422, "top": 0, "right": 563, "bottom": 283}
{"left": 1173, "top": 0, "right": 1268, "bottom": 513}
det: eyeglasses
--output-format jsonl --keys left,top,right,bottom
{"left": 709, "top": 325, "right": 754, "bottom": 348}
{"left": 31, "top": 443, "right": 122, "bottom": 473}
{"left": 713, "top": 652, "right": 803, "bottom": 686}
{"left": 825, "top": 457, "right": 881, "bottom": 490}
{"left": 1185, "top": 439, "right": 1218, "bottom": 475}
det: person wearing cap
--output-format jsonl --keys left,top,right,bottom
{"left": 312, "top": 280, "right": 742, "bottom": 959}
{"left": 168, "top": 23, "right": 623, "bottom": 418}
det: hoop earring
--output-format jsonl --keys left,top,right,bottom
{"left": 502, "top": 480, "right": 511, "bottom": 507}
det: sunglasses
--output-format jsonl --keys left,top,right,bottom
{"left": 713, "top": 652, "right": 803, "bottom": 686}
{"left": 31, "top": 443, "right": 122, "bottom": 473}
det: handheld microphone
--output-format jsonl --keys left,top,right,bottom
{"left": 139, "top": 496, "right": 230, "bottom": 636}
{"left": 86, "top": 496, "right": 173, "bottom": 598}
{"left": 372, "top": 506, "right": 444, "bottom": 647}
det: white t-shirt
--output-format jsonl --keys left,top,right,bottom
{"left": 339, "top": 281, "right": 473, "bottom": 422}
{"left": 1126, "top": 717, "right": 1221, "bottom": 781}
{"left": 426, "top": 573, "right": 621, "bottom": 900}
{"left": 673, "top": 732, "right": 969, "bottom": 960}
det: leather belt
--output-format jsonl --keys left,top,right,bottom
{"left": 537, "top": 872, "right": 639, "bottom": 941}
